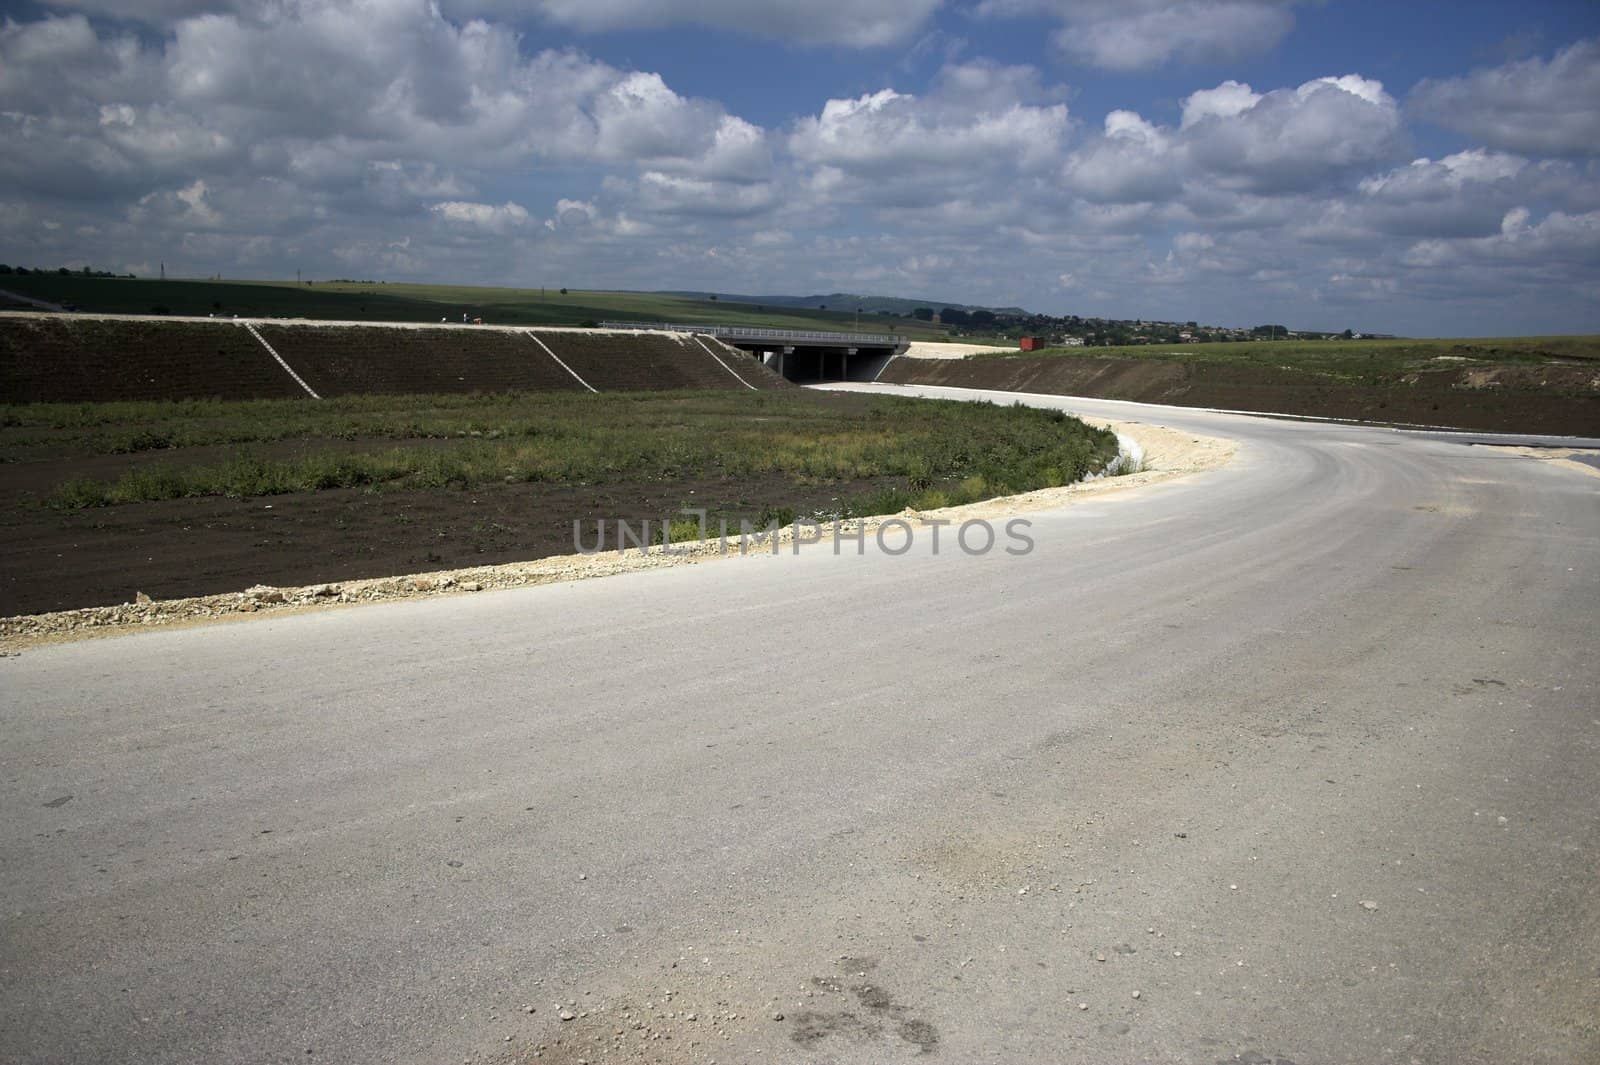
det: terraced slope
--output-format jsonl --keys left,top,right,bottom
{"left": 535, "top": 330, "right": 784, "bottom": 391}
{"left": 257, "top": 324, "right": 584, "bottom": 397}
{"left": 0, "top": 316, "right": 793, "bottom": 402}
{"left": 0, "top": 316, "right": 303, "bottom": 402}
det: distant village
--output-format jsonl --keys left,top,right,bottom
{"left": 896, "top": 306, "right": 1393, "bottom": 346}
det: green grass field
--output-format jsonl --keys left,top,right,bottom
{"left": 972, "top": 334, "right": 1600, "bottom": 380}
{"left": 0, "top": 274, "right": 949, "bottom": 338}
{"left": 10, "top": 390, "right": 1118, "bottom": 517}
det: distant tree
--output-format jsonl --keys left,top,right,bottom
{"left": 939, "top": 308, "right": 970, "bottom": 327}
{"left": 1341, "top": 328, "right": 1354, "bottom": 339}
{"left": 559, "top": 287, "right": 568, "bottom": 295}
{"left": 970, "top": 310, "right": 996, "bottom": 328}
{"left": 911, "top": 307, "right": 934, "bottom": 321}
{"left": 0, "top": 264, "right": 11, "bottom": 274}
{"left": 708, "top": 294, "right": 718, "bottom": 300}
{"left": 57, "top": 266, "right": 69, "bottom": 276}
{"left": 818, "top": 304, "right": 827, "bottom": 310}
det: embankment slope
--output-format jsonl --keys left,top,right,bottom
{"left": 0, "top": 314, "right": 787, "bottom": 402}
{"left": 883, "top": 353, "right": 1599, "bottom": 435}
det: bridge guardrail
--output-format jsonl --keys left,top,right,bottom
{"left": 597, "top": 321, "right": 907, "bottom": 346}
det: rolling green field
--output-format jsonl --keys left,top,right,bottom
{"left": 0, "top": 274, "right": 948, "bottom": 337}
{"left": 973, "top": 334, "right": 1600, "bottom": 380}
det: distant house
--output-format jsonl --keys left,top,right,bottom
{"left": 1060, "top": 336, "right": 1085, "bottom": 346}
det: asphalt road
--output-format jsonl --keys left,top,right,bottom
{"left": 3, "top": 386, "right": 1597, "bottom": 1065}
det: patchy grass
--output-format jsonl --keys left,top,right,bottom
{"left": 18, "top": 390, "right": 1118, "bottom": 514}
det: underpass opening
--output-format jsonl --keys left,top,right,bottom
{"left": 749, "top": 345, "right": 899, "bottom": 383}
{"left": 595, "top": 322, "right": 908, "bottom": 385}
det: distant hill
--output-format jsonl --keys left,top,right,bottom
{"left": 655, "top": 291, "right": 1028, "bottom": 317}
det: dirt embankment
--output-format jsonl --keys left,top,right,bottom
{"left": 0, "top": 313, "right": 788, "bottom": 402}
{"left": 883, "top": 355, "right": 1600, "bottom": 436}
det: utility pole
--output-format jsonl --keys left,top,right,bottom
{"left": 159, "top": 261, "right": 164, "bottom": 281}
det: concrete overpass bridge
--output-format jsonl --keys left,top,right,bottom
{"left": 598, "top": 321, "right": 908, "bottom": 383}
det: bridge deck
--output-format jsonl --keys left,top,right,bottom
{"left": 597, "top": 321, "right": 908, "bottom": 348}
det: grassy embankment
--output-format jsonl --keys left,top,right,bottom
{"left": 7, "top": 391, "right": 1118, "bottom": 522}
{"left": 0, "top": 274, "right": 949, "bottom": 338}
{"left": 970, "top": 335, "right": 1600, "bottom": 380}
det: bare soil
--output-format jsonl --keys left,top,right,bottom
{"left": 0, "top": 464, "right": 899, "bottom": 616}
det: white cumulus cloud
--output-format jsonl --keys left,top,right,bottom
{"left": 1184, "top": 74, "right": 1406, "bottom": 193}
{"left": 430, "top": 200, "right": 532, "bottom": 232}
{"left": 1411, "top": 38, "right": 1600, "bottom": 158}
{"left": 978, "top": 0, "right": 1298, "bottom": 70}
{"left": 790, "top": 65, "right": 1071, "bottom": 176}
{"left": 1180, "top": 80, "right": 1261, "bottom": 128}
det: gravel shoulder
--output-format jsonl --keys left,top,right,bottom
{"left": 1480, "top": 444, "right": 1600, "bottom": 479}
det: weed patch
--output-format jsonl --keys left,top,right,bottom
{"left": 28, "top": 391, "right": 1118, "bottom": 510}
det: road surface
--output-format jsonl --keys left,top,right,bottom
{"left": 3, "top": 386, "right": 1597, "bottom": 1065}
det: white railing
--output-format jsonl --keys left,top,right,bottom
{"left": 597, "top": 321, "right": 907, "bottom": 346}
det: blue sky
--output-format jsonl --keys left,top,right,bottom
{"left": 1, "top": 0, "right": 1597, "bottom": 335}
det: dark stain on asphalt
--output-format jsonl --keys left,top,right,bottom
{"left": 792, "top": 956, "right": 940, "bottom": 1054}
{"left": 790, "top": 1010, "right": 881, "bottom": 1047}
{"left": 42, "top": 794, "right": 73, "bottom": 807}
{"left": 1214, "top": 1052, "right": 1299, "bottom": 1065}
{"left": 899, "top": 1019, "right": 939, "bottom": 1052}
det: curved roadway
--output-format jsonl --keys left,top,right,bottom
{"left": 3, "top": 385, "right": 1597, "bottom": 1065}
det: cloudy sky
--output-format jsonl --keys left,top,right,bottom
{"left": 2, "top": 0, "right": 1597, "bottom": 335}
